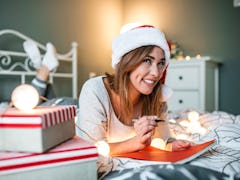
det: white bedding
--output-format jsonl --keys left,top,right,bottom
{"left": 188, "top": 111, "right": 240, "bottom": 176}
{"left": 99, "top": 110, "right": 240, "bottom": 177}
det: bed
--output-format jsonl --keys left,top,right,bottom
{"left": 98, "top": 110, "right": 240, "bottom": 180}
{"left": 1, "top": 30, "right": 240, "bottom": 180}
{"left": 0, "top": 29, "right": 78, "bottom": 107}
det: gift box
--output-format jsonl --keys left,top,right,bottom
{"left": 0, "top": 105, "right": 76, "bottom": 153}
{"left": 0, "top": 136, "right": 98, "bottom": 180}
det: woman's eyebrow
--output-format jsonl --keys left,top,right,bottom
{"left": 147, "top": 55, "right": 166, "bottom": 61}
{"left": 146, "top": 55, "right": 154, "bottom": 59}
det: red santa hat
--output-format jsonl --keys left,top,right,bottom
{"left": 112, "top": 25, "right": 170, "bottom": 67}
{"left": 112, "top": 25, "right": 173, "bottom": 102}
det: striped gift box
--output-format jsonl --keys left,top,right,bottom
{"left": 0, "top": 105, "right": 76, "bottom": 128}
{"left": 0, "top": 105, "right": 77, "bottom": 153}
{"left": 0, "top": 136, "right": 98, "bottom": 180}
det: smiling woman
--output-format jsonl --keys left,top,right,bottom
{"left": 76, "top": 25, "right": 195, "bottom": 169}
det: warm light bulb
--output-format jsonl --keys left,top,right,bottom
{"left": 185, "top": 56, "right": 191, "bottom": 60}
{"left": 11, "top": 84, "right": 39, "bottom": 111}
{"left": 199, "top": 127, "right": 207, "bottom": 135}
{"left": 95, "top": 140, "right": 110, "bottom": 157}
{"left": 151, "top": 138, "right": 165, "bottom": 149}
{"left": 196, "top": 54, "right": 201, "bottom": 59}
{"left": 179, "top": 120, "right": 190, "bottom": 127}
{"left": 176, "top": 134, "right": 189, "bottom": 140}
{"left": 188, "top": 111, "right": 200, "bottom": 122}
{"left": 169, "top": 119, "right": 176, "bottom": 124}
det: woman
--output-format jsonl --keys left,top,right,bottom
{"left": 76, "top": 25, "right": 193, "bottom": 155}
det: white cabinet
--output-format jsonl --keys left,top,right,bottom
{"left": 166, "top": 57, "right": 219, "bottom": 112}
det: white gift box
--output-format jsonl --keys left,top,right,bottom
{"left": 0, "top": 136, "right": 98, "bottom": 180}
{"left": 0, "top": 105, "right": 76, "bottom": 153}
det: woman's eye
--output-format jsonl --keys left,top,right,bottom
{"left": 158, "top": 61, "right": 166, "bottom": 66}
{"left": 143, "top": 58, "right": 152, "bottom": 64}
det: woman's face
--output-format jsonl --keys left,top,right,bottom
{"left": 129, "top": 46, "right": 167, "bottom": 96}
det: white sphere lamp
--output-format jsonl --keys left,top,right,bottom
{"left": 188, "top": 111, "right": 200, "bottom": 122}
{"left": 95, "top": 140, "right": 110, "bottom": 157}
{"left": 11, "top": 84, "right": 39, "bottom": 111}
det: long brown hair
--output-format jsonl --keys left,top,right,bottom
{"left": 106, "top": 45, "right": 167, "bottom": 125}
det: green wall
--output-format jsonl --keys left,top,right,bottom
{"left": 0, "top": 0, "right": 122, "bottom": 100}
{"left": 0, "top": 0, "right": 239, "bottom": 115}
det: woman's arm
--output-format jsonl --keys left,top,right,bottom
{"left": 76, "top": 78, "right": 109, "bottom": 142}
{"left": 109, "top": 136, "right": 146, "bottom": 155}
{"left": 110, "top": 116, "right": 157, "bottom": 155}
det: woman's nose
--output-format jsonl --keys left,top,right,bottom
{"left": 150, "top": 64, "right": 160, "bottom": 77}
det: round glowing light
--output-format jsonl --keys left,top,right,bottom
{"left": 199, "top": 127, "right": 207, "bottom": 135}
{"left": 95, "top": 140, "right": 110, "bottom": 157}
{"left": 176, "top": 134, "right": 189, "bottom": 140}
{"left": 188, "top": 111, "right": 200, "bottom": 122}
{"left": 11, "top": 84, "right": 39, "bottom": 111}
{"left": 179, "top": 120, "right": 190, "bottom": 127}
{"left": 168, "top": 119, "right": 176, "bottom": 124}
{"left": 196, "top": 54, "right": 201, "bottom": 59}
{"left": 151, "top": 138, "right": 165, "bottom": 149}
{"left": 185, "top": 56, "right": 191, "bottom": 60}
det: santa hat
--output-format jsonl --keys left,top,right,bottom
{"left": 112, "top": 25, "right": 173, "bottom": 102}
{"left": 112, "top": 25, "right": 170, "bottom": 68}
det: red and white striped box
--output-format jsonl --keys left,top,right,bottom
{"left": 0, "top": 136, "right": 98, "bottom": 180}
{"left": 0, "top": 105, "right": 76, "bottom": 153}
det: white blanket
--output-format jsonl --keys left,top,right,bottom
{"left": 99, "top": 110, "right": 240, "bottom": 177}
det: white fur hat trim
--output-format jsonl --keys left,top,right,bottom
{"left": 112, "top": 27, "right": 170, "bottom": 69}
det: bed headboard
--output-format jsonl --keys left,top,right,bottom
{"left": 0, "top": 29, "right": 78, "bottom": 101}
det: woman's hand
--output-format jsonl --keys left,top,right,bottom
{"left": 169, "top": 139, "right": 195, "bottom": 151}
{"left": 133, "top": 116, "right": 158, "bottom": 150}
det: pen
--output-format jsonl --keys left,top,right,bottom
{"left": 132, "top": 118, "right": 165, "bottom": 123}
{"left": 154, "top": 118, "right": 165, "bottom": 123}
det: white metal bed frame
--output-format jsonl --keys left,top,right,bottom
{"left": 0, "top": 29, "right": 78, "bottom": 99}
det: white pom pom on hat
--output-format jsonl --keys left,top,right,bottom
{"left": 160, "top": 84, "right": 173, "bottom": 102}
{"left": 111, "top": 24, "right": 173, "bottom": 102}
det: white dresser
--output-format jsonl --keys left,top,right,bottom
{"left": 166, "top": 57, "right": 220, "bottom": 112}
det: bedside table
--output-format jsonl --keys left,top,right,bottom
{"left": 166, "top": 57, "right": 220, "bottom": 112}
